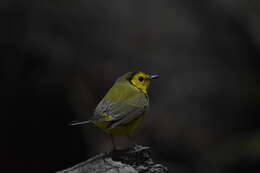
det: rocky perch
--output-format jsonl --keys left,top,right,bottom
{"left": 57, "top": 145, "right": 168, "bottom": 173}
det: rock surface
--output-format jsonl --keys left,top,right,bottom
{"left": 57, "top": 145, "right": 168, "bottom": 173}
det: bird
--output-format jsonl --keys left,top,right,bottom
{"left": 70, "top": 71, "right": 158, "bottom": 149}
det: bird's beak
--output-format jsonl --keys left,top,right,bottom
{"left": 150, "top": 74, "right": 159, "bottom": 79}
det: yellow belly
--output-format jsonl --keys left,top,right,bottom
{"left": 94, "top": 115, "right": 145, "bottom": 135}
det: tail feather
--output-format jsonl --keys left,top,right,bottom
{"left": 69, "top": 120, "right": 92, "bottom": 126}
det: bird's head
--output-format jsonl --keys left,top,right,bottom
{"left": 129, "top": 71, "right": 158, "bottom": 93}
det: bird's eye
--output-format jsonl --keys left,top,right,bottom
{"left": 138, "top": 76, "right": 144, "bottom": 82}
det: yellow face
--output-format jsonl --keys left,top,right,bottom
{"left": 130, "top": 72, "right": 152, "bottom": 93}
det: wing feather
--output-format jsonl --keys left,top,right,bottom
{"left": 93, "top": 82, "right": 148, "bottom": 129}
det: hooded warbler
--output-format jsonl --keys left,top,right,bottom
{"left": 70, "top": 71, "right": 158, "bottom": 149}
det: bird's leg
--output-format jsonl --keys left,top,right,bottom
{"left": 110, "top": 135, "right": 117, "bottom": 150}
{"left": 127, "top": 134, "right": 138, "bottom": 147}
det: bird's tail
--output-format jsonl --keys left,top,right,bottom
{"left": 69, "top": 120, "right": 92, "bottom": 126}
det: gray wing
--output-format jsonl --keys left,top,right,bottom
{"left": 93, "top": 93, "right": 148, "bottom": 129}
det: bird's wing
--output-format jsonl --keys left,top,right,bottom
{"left": 93, "top": 82, "right": 148, "bottom": 129}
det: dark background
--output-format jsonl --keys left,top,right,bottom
{"left": 2, "top": 0, "right": 260, "bottom": 173}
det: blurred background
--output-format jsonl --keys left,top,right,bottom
{"left": 2, "top": 0, "right": 259, "bottom": 172}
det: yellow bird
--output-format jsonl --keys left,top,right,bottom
{"left": 70, "top": 71, "right": 158, "bottom": 149}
